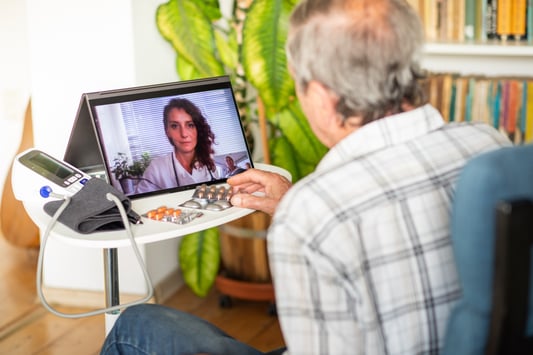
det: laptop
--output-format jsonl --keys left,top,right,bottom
{"left": 64, "top": 75, "right": 253, "bottom": 199}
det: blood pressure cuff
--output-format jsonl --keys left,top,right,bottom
{"left": 43, "top": 178, "right": 141, "bottom": 234}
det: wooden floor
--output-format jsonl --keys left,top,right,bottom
{"left": 0, "top": 236, "right": 285, "bottom": 354}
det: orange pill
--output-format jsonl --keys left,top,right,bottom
{"left": 157, "top": 206, "right": 167, "bottom": 213}
{"left": 165, "top": 208, "right": 174, "bottom": 215}
{"left": 173, "top": 209, "right": 182, "bottom": 217}
{"left": 146, "top": 210, "right": 158, "bottom": 218}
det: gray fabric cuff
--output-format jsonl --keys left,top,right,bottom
{"left": 43, "top": 178, "right": 140, "bottom": 234}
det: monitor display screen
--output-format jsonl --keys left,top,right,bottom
{"left": 82, "top": 76, "right": 252, "bottom": 199}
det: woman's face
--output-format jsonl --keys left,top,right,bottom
{"left": 165, "top": 108, "right": 198, "bottom": 153}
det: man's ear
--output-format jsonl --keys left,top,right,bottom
{"left": 307, "top": 80, "right": 340, "bottom": 125}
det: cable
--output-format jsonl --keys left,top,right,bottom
{"left": 36, "top": 192, "right": 154, "bottom": 318}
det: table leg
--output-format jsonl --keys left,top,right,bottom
{"left": 104, "top": 248, "right": 120, "bottom": 335}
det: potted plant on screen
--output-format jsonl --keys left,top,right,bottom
{"left": 111, "top": 152, "right": 151, "bottom": 194}
{"left": 111, "top": 153, "right": 132, "bottom": 193}
{"left": 127, "top": 153, "right": 152, "bottom": 180}
{"left": 156, "top": 0, "right": 327, "bottom": 298}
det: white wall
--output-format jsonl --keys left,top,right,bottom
{"left": 1, "top": 0, "right": 182, "bottom": 296}
{"left": 26, "top": 0, "right": 178, "bottom": 157}
{"left": 0, "top": 0, "right": 31, "bottom": 206}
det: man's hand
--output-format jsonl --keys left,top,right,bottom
{"left": 227, "top": 169, "right": 292, "bottom": 215}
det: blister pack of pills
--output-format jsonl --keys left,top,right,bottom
{"left": 143, "top": 206, "right": 203, "bottom": 225}
{"left": 179, "top": 184, "right": 233, "bottom": 212}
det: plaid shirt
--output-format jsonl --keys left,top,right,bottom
{"left": 268, "top": 105, "right": 511, "bottom": 355}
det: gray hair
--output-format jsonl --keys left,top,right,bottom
{"left": 286, "top": 0, "right": 427, "bottom": 124}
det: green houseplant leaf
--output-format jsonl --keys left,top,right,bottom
{"left": 157, "top": 0, "right": 225, "bottom": 78}
{"left": 242, "top": 0, "right": 294, "bottom": 112}
{"left": 179, "top": 228, "right": 220, "bottom": 297}
{"left": 214, "top": 26, "right": 239, "bottom": 70}
{"left": 269, "top": 135, "right": 300, "bottom": 179}
{"left": 272, "top": 101, "right": 328, "bottom": 179}
{"left": 268, "top": 104, "right": 327, "bottom": 180}
{"left": 176, "top": 56, "right": 202, "bottom": 81}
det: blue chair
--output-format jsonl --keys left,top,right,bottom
{"left": 443, "top": 144, "right": 533, "bottom": 355}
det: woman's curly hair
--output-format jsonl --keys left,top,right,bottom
{"left": 163, "top": 98, "right": 216, "bottom": 172}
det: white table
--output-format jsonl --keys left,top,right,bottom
{"left": 23, "top": 163, "right": 290, "bottom": 333}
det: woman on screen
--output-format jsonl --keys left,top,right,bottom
{"left": 135, "top": 98, "right": 219, "bottom": 194}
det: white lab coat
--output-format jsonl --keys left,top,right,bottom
{"left": 135, "top": 153, "right": 217, "bottom": 194}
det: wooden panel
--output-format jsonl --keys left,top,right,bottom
{"left": 1, "top": 98, "right": 39, "bottom": 248}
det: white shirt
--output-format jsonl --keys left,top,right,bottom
{"left": 135, "top": 152, "right": 217, "bottom": 194}
{"left": 268, "top": 105, "right": 512, "bottom": 355}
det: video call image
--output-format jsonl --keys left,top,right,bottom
{"left": 92, "top": 87, "right": 252, "bottom": 198}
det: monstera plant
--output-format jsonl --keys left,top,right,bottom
{"left": 156, "top": 0, "right": 327, "bottom": 296}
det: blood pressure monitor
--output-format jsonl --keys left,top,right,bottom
{"left": 12, "top": 148, "right": 91, "bottom": 202}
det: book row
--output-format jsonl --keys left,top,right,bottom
{"left": 407, "top": 0, "right": 533, "bottom": 43}
{"left": 425, "top": 73, "right": 533, "bottom": 144}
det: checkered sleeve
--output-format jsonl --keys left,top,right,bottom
{"left": 268, "top": 185, "right": 368, "bottom": 355}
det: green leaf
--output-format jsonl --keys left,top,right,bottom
{"left": 176, "top": 56, "right": 202, "bottom": 81}
{"left": 156, "top": 0, "right": 225, "bottom": 78}
{"left": 273, "top": 101, "right": 328, "bottom": 168}
{"left": 195, "top": 0, "right": 223, "bottom": 21}
{"left": 179, "top": 228, "right": 221, "bottom": 297}
{"left": 242, "top": 0, "right": 295, "bottom": 111}
{"left": 214, "top": 26, "right": 239, "bottom": 70}
{"left": 269, "top": 135, "right": 301, "bottom": 180}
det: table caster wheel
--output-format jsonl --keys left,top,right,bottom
{"left": 219, "top": 294, "right": 233, "bottom": 308}
{"left": 267, "top": 302, "right": 277, "bottom": 316}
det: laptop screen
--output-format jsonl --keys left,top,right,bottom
{"left": 66, "top": 76, "right": 253, "bottom": 199}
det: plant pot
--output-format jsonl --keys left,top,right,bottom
{"left": 119, "top": 178, "right": 134, "bottom": 195}
{"left": 216, "top": 211, "right": 275, "bottom": 312}
{"left": 218, "top": 211, "right": 271, "bottom": 282}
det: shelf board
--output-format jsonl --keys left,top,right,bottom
{"left": 424, "top": 41, "right": 533, "bottom": 57}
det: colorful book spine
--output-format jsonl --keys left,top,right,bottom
{"left": 441, "top": 74, "right": 453, "bottom": 121}
{"left": 506, "top": 80, "right": 519, "bottom": 138}
{"left": 455, "top": 0, "right": 466, "bottom": 41}
{"left": 465, "top": 77, "right": 476, "bottom": 122}
{"left": 511, "top": 0, "right": 527, "bottom": 40}
{"left": 527, "top": 0, "right": 533, "bottom": 42}
{"left": 474, "top": 0, "right": 486, "bottom": 41}
{"left": 486, "top": 81, "right": 495, "bottom": 126}
{"left": 526, "top": 81, "right": 533, "bottom": 142}
{"left": 465, "top": 0, "right": 476, "bottom": 40}
{"left": 472, "top": 79, "right": 490, "bottom": 124}
{"left": 500, "top": 81, "right": 510, "bottom": 134}
{"left": 449, "top": 78, "right": 457, "bottom": 122}
{"left": 520, "top": 80, "right": 528, "bottom": 143}
{"left": 455, "top": 78, "right": 464, "bottom": 122}
{"left": 497, "top": 0, "right": 513, "bottom": 40}
{"left": 423, "top": 0, "right": 439, "bottom": 41}
{"left": 446, "top": 0, "right": 455, "bottom": 40}
{"left": 487, "top": 0, "right": 499, "bottom": 40}
{"left": 492, "top": 81, "right": 502, "bottom": 129}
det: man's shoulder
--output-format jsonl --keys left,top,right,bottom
{"left": 430, "top": 119, "right": 510, "bottom": 143}
{"left": 443, "top": 120, "right": 503, "bottom": 134}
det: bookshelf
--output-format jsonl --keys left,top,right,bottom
{"left": 421, "top": 41, "right": 533, "bottom": 144}
{"left": 411, "top": 2, "right": 533, "bottom": 144}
